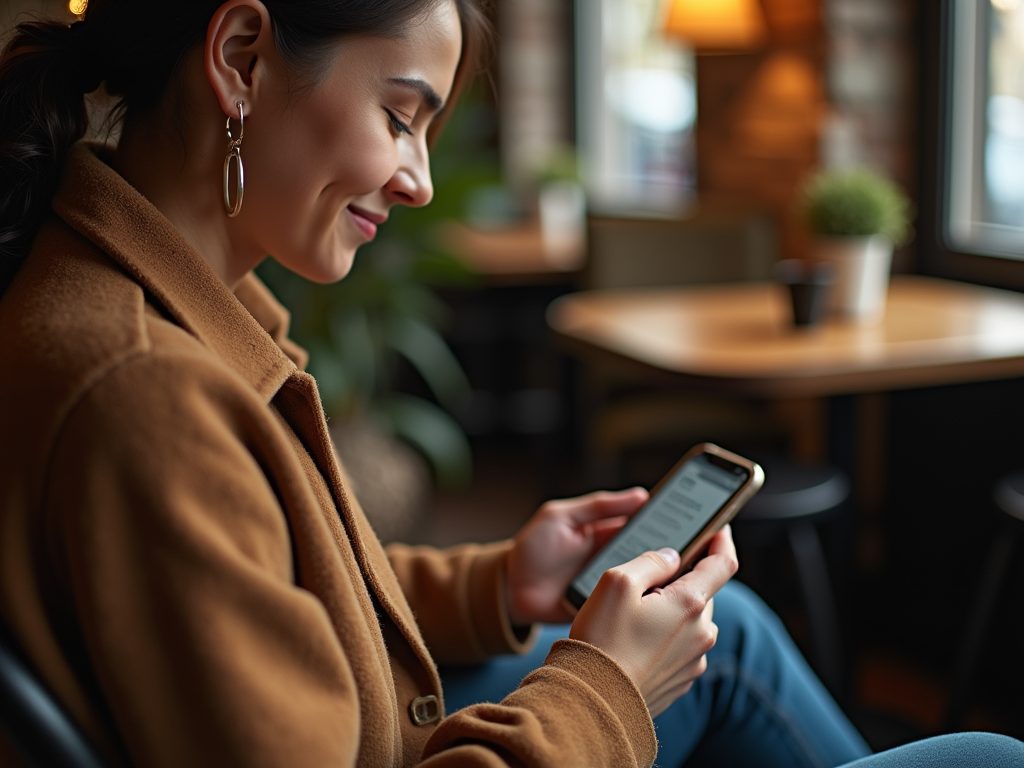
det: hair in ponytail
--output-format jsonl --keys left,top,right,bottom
{"left": 0, "top": 0, "right": 492, "bottom": 298}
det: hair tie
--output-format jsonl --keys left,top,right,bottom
{"left": 67, "top": 21, "right": 103, "bottom": 94}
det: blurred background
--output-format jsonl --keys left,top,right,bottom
{"left": 5, "top": 0, "right": 1024, "bottom": 753}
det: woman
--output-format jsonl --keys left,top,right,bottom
{"left": 0, "top": 1, "right": 1020, "bottom": 766}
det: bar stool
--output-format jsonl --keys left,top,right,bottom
{"left": 733, "top": 455, "right": 850, "bottom": 697}
{"left": 943, "top": 469, "right": 1024, "bottom": 731}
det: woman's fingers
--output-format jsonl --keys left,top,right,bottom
{"left": 644, "top": 647, "right": 714, "bottom": 717}
{"left": 600, "top": 548, "right": 681, "bottom": 600}
{"left": 542, "top": 487, "right": 649, "bottom": 527}
{"left": 638, "top": 601, "right": 719, "bottom": 717}
{"left": 706, "top": 523, "right": 738, "bottom": 560}
{"left": 665, "top": 531, "right": 738, "bottom": 606}
{"left": 570, "top": 542, "right": 733, "bottom": 718}
{"left": 588, "top": 516, "right": 630, "bottom": 551}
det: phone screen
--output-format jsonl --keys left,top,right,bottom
{"left": 568, "top": 453, "right": 751, "bottom": 605}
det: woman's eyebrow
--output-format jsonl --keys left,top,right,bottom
{"left": 388, "top": 77, "right": 444, "bottom": 112}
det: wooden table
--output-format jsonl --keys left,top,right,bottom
{"left": 434, "top": 220, "right": 584, "bottom": 285}
{"left": 548, "top": 276, "right": 1024, "bottom": 396}
{"left": 548, "top": 276, "right": 1024, "bottom": 507}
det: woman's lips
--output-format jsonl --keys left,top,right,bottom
{"left": 347, "top": 205, "right": 386, "bottom": 240}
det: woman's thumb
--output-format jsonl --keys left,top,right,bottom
{"left": 615, "top": 548, "right": 680, "bottom": 591}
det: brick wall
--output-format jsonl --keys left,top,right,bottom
{"left": 498, "top": 0, "right": 574, "bottom": 193}
{"left": 695, "top": 0, "right": 918, "bottom": 264}
{"left": 823, "top": 0, "right": 918, "bottom": 270}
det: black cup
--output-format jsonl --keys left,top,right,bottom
{"left": 774, "top": 259, "right": 834, "bottom": 327}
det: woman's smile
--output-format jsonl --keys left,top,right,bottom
{"left": 346, "top": 204, "right": 387, "bottom": 241}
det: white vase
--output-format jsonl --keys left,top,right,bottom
{"left": 813, "top": 235, "right": 893, "bottom": 323}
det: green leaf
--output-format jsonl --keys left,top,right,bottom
{"left": 375, "top": 395, "right": 472, "bottom": 488}
{"left": 329, "top": 309, "right": 378, "bottom": 405}
{"left": 385, "top": 315, "right": 471, "bottom": 409}
{"left": 387, "top": 281, "right": 448, "bottom": 326}
{"left": 411, "top": 250, "right": 480, "bottom": 288}
{"left": 305, "top": 339, "right": 349, "bottom": 413}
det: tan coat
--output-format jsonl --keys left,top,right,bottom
{"left": 0, "top": 143, "right": 656, "bottom": 768}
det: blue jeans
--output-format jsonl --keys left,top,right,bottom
{"left": 441, "top": 581, "right": 1024, "bottom": 767}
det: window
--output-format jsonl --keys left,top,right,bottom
{"left": 575, "top": 0, "right": 696, "bottom": 216}
{"left": 946, "top": 0, "right": 1024, "bottom": 259}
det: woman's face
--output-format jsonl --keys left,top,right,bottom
{"left": 235, "top": 1, "right": 463, "bottom": 283}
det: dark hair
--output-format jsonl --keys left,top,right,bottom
{"left": 0, "top": 0, "right": 492, "bottom": 296}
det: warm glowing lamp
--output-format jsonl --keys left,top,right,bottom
{"left": 69, "top": 0, "right": 88, "bottom": 15}
{"left": 663, "top": 0, "right": 767, "bottom": 53}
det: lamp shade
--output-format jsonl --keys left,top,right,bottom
{"left": 663, "top": 0, "right": 768, "bottom": 52}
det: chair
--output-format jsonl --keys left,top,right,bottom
{"left": 581, "top": 208, "right": 783, "bottom": 482}
{"left": 943, "top": 469, "right": 1024, "bottom": 731}
{"left": 586, "top": 207, "right": 777, "bottom": 290}
{"left": 0, "top": 619, "right": 106, "bottom": 768}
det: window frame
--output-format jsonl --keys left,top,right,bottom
{"left": 919, "top": 0, "right": 1024, "bottom": 290}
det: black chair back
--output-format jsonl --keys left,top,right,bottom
{"left": 0, "top": 620, "right": 106, "bottom": 768}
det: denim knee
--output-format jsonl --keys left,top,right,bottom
{"left": 844, "top": 732, "right": 1024, "bottom": 768}
{"left": 710, "top": 579, "right": 792, "bottom": 651}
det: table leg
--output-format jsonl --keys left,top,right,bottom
{"left": 856, "top": 391, "right": 889, "bottom": 574}
{"left": 772, "top": 396, "right": 827, "bottom": 463}
{"left": 856, "top": 392, "right": 888, "bottom": 511}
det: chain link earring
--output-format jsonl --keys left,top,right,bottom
{"left": 223, "top": 101, "right": 245, "bottom": 217}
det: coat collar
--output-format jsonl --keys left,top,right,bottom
{"left": 52, "top": 142, "right": 305, "bottom": 402}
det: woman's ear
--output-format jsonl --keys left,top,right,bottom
{"left": 204, "top": 0, "right": 276, "bottom": 118}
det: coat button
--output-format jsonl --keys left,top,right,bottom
{"left": 409, "top": 695, "right": 440, "bottom": 725}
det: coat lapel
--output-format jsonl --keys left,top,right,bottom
{"left": 52, "top": 142, "right": 442, "bottom": 698}
{"left": 52, "top": 143, "right": 295, "bottom": 403}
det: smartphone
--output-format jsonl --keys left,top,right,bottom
{"left": 564, "top": 443, "right": 764, "bottom": 612}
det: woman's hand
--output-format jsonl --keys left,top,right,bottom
{"left": 504, "top": 488, "right": 649, "bottom": 627}
{"left": 570, "top": 527, "right": 739, "bottom": 717}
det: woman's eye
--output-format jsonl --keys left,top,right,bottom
{"left": 386, "top": 109, "right": 413, "bottom": 136}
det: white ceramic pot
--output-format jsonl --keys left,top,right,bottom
{"left": 813, "top": 235, "right": 893, "bottom": 323}
{"left": 538, "top": 180, "right": 586, "bottom": 268}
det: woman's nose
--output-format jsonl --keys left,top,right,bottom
{"left": 385, "top": 152, "right": 434, "bottom": 208}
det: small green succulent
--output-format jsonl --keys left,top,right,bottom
{"left": 801, "top": 168, "right": 914, "bottom": 246}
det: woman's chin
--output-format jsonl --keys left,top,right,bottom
{"left": 283, "top": 251, "right": 357, "bottom": 285}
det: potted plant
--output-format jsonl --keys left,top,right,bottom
{"left": 800, "top": 167, "right": 913, "bottom": 323}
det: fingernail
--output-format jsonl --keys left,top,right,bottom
{"left": 657, "top": 548, "right": 679, "bottom": 565}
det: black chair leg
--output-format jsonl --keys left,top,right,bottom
{"left": 0, "top": 625, "right": 106, "bottom": 768}
{"left": 788, "top": 521, "right": 846, "bottom": 700}
{"left": 943, "top": 524, "right": 1020, "bottom": 732}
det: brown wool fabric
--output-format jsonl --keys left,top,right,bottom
{"left": 0, "top": 142, "right": 657, "bottom": 767}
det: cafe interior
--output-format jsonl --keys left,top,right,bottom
{"left": 3, "top": 0, "right": 1024, "bottom": 755}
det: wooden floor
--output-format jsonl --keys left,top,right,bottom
{"left": 419, "top": 440, "right": 1024, "bottom": 753}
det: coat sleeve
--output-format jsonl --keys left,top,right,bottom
{"left": 383, "top": 546, "right": 659, "bottom": 766}
{"left": 422, "top": 639, "right": 658, "bottom": 767}
{"left": 45, "top": 352, "right": 362, "bottom": 768}
{"left": 386, "top": 546, "right": 658, "bottom": 766}
{"left": 386, "top": 540, "right": 538, "bottom": 664}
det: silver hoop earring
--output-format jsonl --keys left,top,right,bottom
{"left": 223, "top": 101, "right": 245, "bottom": 217}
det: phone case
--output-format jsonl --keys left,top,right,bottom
{"left": 562, "top": 442, "right": 764, "bottom": 614}
{"left": 655, "top": 443, "right": 763, "bottom": 572}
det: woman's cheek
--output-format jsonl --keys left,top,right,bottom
{"left": 350, "top": 128, "right": 403, "bottom": 193}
